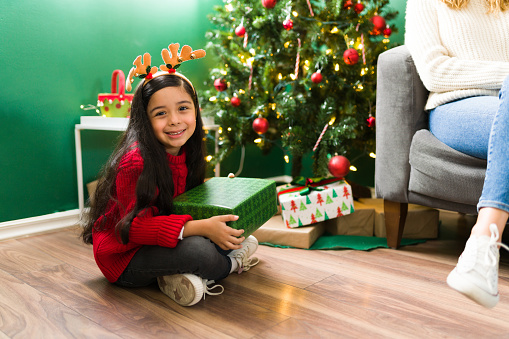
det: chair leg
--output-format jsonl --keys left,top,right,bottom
{"left": 384, "top": 200, "right": 408, "bottom": 249}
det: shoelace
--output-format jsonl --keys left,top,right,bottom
{"left": 237, "top": 256, "right": 260, "bottom": 273}
{"left": 485, "top": 224, "right": 509, "bottom": 291}
{"left": 202, "top": 280, "right": 224, "bottom": 300}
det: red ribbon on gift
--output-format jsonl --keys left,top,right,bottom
{"left": 277, "top": 177, "right": 343, "bottom": 197}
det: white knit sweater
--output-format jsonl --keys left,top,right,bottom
{"left": 405, "top": 0, "right": 509, "bottom": 110}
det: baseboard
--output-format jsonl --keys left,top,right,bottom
{"left": 0, "top": 209, "right": 81, "bottom": 241}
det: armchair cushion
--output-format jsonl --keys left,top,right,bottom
{"left": 409, "top": 130, "right": 486, "bottom": 207}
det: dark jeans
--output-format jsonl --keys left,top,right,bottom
{"left": 115, "top": 236, "right": 232, "bottom": 287}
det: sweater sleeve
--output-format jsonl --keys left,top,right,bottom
{"left": 404, "top": 0, "right": 509, "bottom": 93}
{"left": 115, "top": 154, "right": 193, "bottom": 248}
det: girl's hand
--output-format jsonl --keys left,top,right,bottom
{"left": 205, "top": 215, "right": 245, "bottom": 250}
{"left": 183, "top": 215, "right": 245, "bottom": 250}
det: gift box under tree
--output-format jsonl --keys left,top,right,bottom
{"left": 173, "top": 177, "right": 277, "bottom": 238}
{"left": 277, "top": 177, "right": 354, "bottom": 228}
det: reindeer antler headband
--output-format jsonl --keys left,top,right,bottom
{"left": 125, "top": 43, "right": 206, "bottom": 92}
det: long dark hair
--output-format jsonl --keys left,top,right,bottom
{"left": 81, "top": 75, "right": 207, "bottom": 244}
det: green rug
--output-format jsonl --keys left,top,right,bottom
{"left": 260, "top": 234, "right": 426, "bottom": 250}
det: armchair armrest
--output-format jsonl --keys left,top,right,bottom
{"left": 375, "top": 45, "right": 429, "bottom": 203}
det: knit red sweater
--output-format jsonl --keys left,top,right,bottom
{"left": 92, "top": 147, "right": 193, "bottom": 283}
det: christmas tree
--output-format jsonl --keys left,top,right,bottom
{"left": 200, "top": 0, "right": 398, "bottom": 178}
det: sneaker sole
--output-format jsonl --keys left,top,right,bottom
{"left": 447, "top": 268, "right": 499, "bottom": 308}
{"left": 157, "top": 274, "right": 204, "bottom": 307}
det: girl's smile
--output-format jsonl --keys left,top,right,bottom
{"left": 147, "top": 86, "right": 197, "bottom": 155}
{"left": 165, "top": 129, "right": 187, "bottom": 137}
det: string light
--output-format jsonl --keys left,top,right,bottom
{"left": 289, "top": 74, "right": 296, "bottom": 80}
{"left": 284, "top": 155, "right": 290, "bottom": 163}
{"left": 369, "top": 152, "right": 376, "bottom": 158}
{"left": 278, "top": 73, "right": 283, "bottom": 80}
{"left": 227, "top": 127, "right": 232, "bottom": 131}
{"left": 225, "top": 4, "right": 233, "bottom": 11}
{"left": 254, "top": 138, "right": 262, "bottom": 143}
{"left": 209, "top": 96, "right": 217, "bottom": 102}
{"left": 349, "top": 165, "right": 358, "bottom": 172}
{"left": 335, "top": 64, "right": 340, "bottom": 71}
{"left": 330, "top": 27, "right": 339, "bottom": 34}
{"left": 205, "top": 155, "right": 213, "bottom": 162}
{"left": 249, "top": 48, "right": 256, "bottom": 55}
{"left": 292, "top": 11, "right": 299, "bottom": 17}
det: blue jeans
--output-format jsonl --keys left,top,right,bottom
{"left": 429, "top": 75, "right": 509, "bottom": 214}
{"left": 114, "top": 236, "right": 232, "bottom": 287}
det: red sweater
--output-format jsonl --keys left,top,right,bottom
{"left": 92, "top": 147, "right": 193, "bottom": 282}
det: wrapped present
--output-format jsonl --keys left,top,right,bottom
{"left": 277, "top": 177, "right": 354, "bottom": 228}
{"left": 173, "top": 177, "right": 277, "bottom": 238}
{"left": 361, "top": 198, "right": 439, "bottom": 239}
{"left": 323, "top": 200, "right": 375, "bottom": 236}
{"left": 97, "top": 70, "right": 134, "bottom": 117}
{"left": 252, "top": 215, "right": 325, "bottom": 249}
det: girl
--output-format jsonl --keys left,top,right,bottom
{"left": 405, "top": 0, "right": 509, "bottom": 308}
{"left": 81, "top": 48, "right": 259, "bottom": 307}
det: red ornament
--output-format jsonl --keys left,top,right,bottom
{"left": 383, "top": 26, "right": 392, "bottom": 37}
{"left": 354, "top": 2, "right": 365, "bottom": 13}
{"left": 328, "top": 156, "right": 350, "bottom": 178}
{"left": 311, "top": 71, "right": 323, "bottom": 84}
{"left": 253, "top": 117, "right": 269, "bottom": 134}
{"left": 214, "top": 78, "right": 228, "bottom": 92}
{"left": 235, "top": 25, "right": 245, "bottom": 37}
{"left": 371, "top": 15, "right": 386, "bottom": 31}
{"left": 343, "top": 0, "right": 353, "bottom": 9}
{"left": 231, "top": 96, "right": 241, "bottom": 107}
{"left": 262, "top": 0, "right": 277, "bottom": 9}
{"left": 343, "top": 48, "right": 359, "bottom": 65}
{"left": 367, "top": 115, "right": 376, "bottom": 128}
{"left": 283, "top": 18, "right": 294, "bottom": 31}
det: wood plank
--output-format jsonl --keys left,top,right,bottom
{"left": 0, "top": 210, "right": 507, "bottom": 337}
{"left": 223, "top": 273, "right": 401, "bottom": 338}
{"left": 13, "top": 263, "right": 234, "bottom": 338}
{"left": 0, "top": 268, "right": 120, "bottom": 338}
{"left": 134, "top": 282, "right": 290, "bottom": 338}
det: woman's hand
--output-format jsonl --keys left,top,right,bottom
{"left": 183, "top": 215, "right": 245, "bottom": 250}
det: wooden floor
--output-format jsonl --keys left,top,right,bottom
{"left": 1, "top": 211, "right": 509, "bottom": 338}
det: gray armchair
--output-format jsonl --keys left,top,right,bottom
{"left": 375, "top": 45, "right": 487, "bottom": 248}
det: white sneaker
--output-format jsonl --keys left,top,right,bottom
{"left": 157, "top": 273, "right": 224, "bottom": 306}
{"left": 228, "top": 235, "right": 260, "bottom": 273}
{"left": 447, "top": 224, "right": 509, "bottom": 308}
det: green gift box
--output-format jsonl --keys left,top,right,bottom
{"left": 173, "top": 177, "right": 278, "bottom": 237}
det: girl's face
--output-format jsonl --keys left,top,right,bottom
{"left": 147, "top": 86, "right": 197, "bottom": 156}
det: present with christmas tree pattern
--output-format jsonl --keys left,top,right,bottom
{"left": 277, "top": 177, "right": 354, "bottom": 228}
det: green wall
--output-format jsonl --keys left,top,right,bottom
{"left": 0, "top": 0, "right": 406, "bottom": 223}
